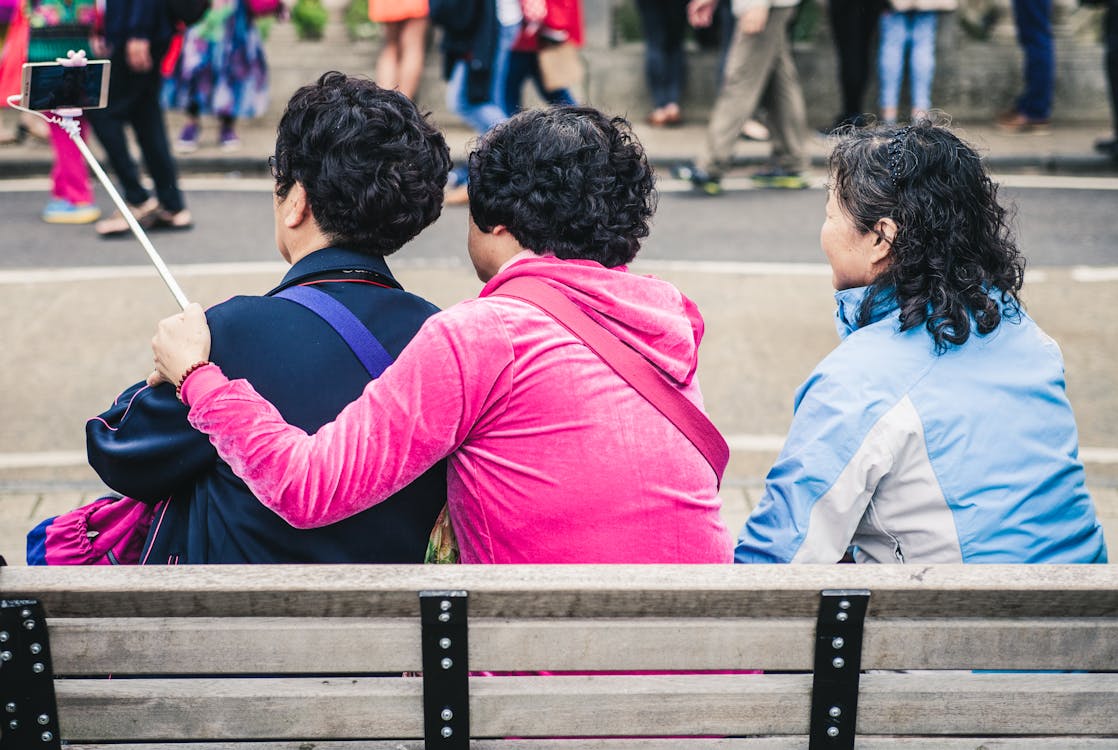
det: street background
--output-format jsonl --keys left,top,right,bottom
{"left": 2, "top": 0, "right": 1117, "bottom": 563}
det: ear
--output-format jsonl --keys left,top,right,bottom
{"left": 869, "top": 217, "right": 897, "bottom": 267}
{"left": 282, "top": 182, "right": 312, "bottom": 230}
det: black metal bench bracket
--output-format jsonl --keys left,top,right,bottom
{"left": 420, "top": 590, "right": 469, "bottom": 750}
{"left": 808, "top": 589, "right": 871, "bottom": 750}
{"left": 0, "top": 599, "right": 61, "bottom": 750}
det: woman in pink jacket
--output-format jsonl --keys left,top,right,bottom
{"left": 150, "top": 106, "right": 733, "bottom": 564}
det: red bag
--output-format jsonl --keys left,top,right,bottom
{"left": 26, "top": 495, "right": 158, "bottom": 565}
{"left": 0, "top": 0, "right": 30, "bottom": 107}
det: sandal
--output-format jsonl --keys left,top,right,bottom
{"left": 95, "top": 197, "right": 160, "bottom": 238}
{"left": 148, "top": 208, "right": 193, "bottom": 231}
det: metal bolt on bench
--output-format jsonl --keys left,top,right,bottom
{"left": 0, "top": 600, "right": 61, "bottom": 750}
{"left": 809, "top": 589, "right": 871, "bottom": 750}
{"left": 420, "top": 590, "right": 470, "bottom": 750}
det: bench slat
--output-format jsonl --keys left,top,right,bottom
{"left": 61, "top": 741, "right": 1118, "bottom": 750}
{"left": 49, "top": 617, "right": 1118, "bottom": 675}
{"left": 6, "top": 565, "right": 1117, "bottom": 618}
{"left": 55, "top": 673, "right": 1118, "bottom": 741}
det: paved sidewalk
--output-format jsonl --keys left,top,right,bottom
{"left": 2, "top": 111, "right": 1117, "bottom": 178}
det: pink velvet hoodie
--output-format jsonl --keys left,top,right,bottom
{"left": 183, "top": 256, "right": 733, "bottom": 563}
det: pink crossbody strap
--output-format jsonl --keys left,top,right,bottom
{"left": 492, "top": 276, "right": 729, "bottom": 486}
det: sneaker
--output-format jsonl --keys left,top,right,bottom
{"left": 42, "top": 199, "right": 101, "bottom": 224}
{"left": 175, "top": 122, "right": 200, "bottom": 153}
{"left": 673, "top": 162, "right": 722, "bottom": 196}
{"left": 219, "top": 127, "right": 241, "bottom": 152}
{"left": 995, "top": 110, "right": 1051, "bottom": 135}
{"left": 751, "top": 168, "right": 809, "bottom": 190}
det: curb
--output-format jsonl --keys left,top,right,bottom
{"left": 4, "top": 152, "right": 1118, "bottom": 179}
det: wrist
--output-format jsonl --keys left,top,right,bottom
{"left": 175, "top": 360, "right": 213, "bottom": 402}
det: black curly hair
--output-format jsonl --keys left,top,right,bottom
{"left": 466, "top": 106, "right": 656, "bottom": 267}
{"left": 829, "top": 120, "right": 1025, "bottom": 352}
{"left": 270, "top": 71, "right": 451, "bottom": 256}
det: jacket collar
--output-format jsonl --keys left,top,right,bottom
{"left": 268, "top": 247, "right": 398, "bottom": 294}
{"left": 834, "top": 285, "right": 899, "bottom": 339}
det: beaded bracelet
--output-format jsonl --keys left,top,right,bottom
{"left": 175, "top": 360, "right": 213, "bottom": 402}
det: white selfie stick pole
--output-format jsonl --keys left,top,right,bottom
{"left": 8, "top": 51, "right": 191, "bottom": 310}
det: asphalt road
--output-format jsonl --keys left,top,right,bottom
{"left": 1, "top": 177, "right": 1116, "bottom": 267}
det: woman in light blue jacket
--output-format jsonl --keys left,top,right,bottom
{"left": 737, "top": 121, "right": 1108, "bottom": 565}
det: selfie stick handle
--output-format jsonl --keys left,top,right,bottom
{"left": 57, "top": 113, "right": 191, "bottom": 310}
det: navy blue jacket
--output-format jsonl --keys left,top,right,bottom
{"left": 101, "top": 0, "right": 175, "bottom": 47}
{"left": 86, "top": 247, "right": 448, "bottom": 564}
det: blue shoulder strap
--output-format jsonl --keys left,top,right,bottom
{"left": 274, "top": 284, "right": 395, "bottom": 378}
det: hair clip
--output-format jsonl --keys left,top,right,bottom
{"left": 887, "top": 126, "right": 911, "bottom": 186}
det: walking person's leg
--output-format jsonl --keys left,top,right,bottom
{"left": 908, "top": 11, "right": 938, "bottom": 118}
{"left": 691, "top": 10, "right": 785, "bottom": 188}
{"left": 43, "top": 119, "right": 100, "bottom": 223}
{"left": 87, "top": 49, "right": 160, "bottom": 236}
{"left": 375, "top": 20, "right": 403, "bottom": 91}
{"left": 877, "top": 11, "right": 908, "bottom": 124}
{"left": 1004, "top": 0, "right": 1053, "bottom": 125}
{"left": 128, "top": 45, "right": 189, "bottom": 225}
{"left": 759, "top": 6, "right": 808, "bottom": 183}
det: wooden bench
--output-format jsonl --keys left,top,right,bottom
{"left": 1, "top": 565, "right": 1116, "bottom": 749}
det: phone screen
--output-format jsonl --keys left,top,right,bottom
{"left": 21, "top": 61, "right": 110, "bottom": 111}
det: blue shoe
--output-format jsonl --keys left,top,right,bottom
{"left": 42, "top": 199, "right": 101, "bottom": 225}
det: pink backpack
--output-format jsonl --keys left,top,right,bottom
{"left": 27, "top": 495, "right": 157, "bottom": 565}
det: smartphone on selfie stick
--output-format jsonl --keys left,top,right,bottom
{"left": 10, "top": 52, "right": 190, "bottom": 310}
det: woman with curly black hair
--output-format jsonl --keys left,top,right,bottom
{"left": 738, "top": 121, "right": 1107, "bottom": 565}
{"left": 147, "top": 106, "right": 734, "bottom": 565}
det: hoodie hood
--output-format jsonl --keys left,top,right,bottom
{"left": 480, "top": 256, "right": 704, "bottom": 386}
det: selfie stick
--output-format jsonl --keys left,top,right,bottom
{"left": 7, "top": 52, "right": 190, "bottom": 310}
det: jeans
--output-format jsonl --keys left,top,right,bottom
{"left": 504, "top": 50, "right": 577, "bottom": 113}
{"left": 1011, "top": 0, "right": 1054, "bottom": 119}
{"left": 878, "top": 11, "right": 939, "bottom": 114}
{"left": 446, "top": 21, "right": 519, "bottom": 134}
{"left": 86, "top": 41, "right": 185, "bottom": 212}
{"left": 635, "top": 0, "right": 688, "bottom": 108}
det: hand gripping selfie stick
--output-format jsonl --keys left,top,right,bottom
{"left": 8, "top": 50, "right": 190, "bottom": 310}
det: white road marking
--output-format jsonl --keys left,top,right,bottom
{"left": 1071, "top": 266, "right": 1118, "bottom": 283}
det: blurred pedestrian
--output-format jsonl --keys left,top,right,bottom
{"left": 504, "top": 0, "right": 581, "bottom": 112}
{"left": 87, "top": 0, "right": 192, "bottom": 236}
{"left": 436, "top": 0, "right": 521, "bottom": 204}
{"left": 997, "top": 0, "right": 1053, "bottom": 132}
{"left": 636, "top": 0, "right": 688, "bottom": 126}
{"left": 824, "top": 0, "right": 882, "bottom": 132}
{"left": 369, "top": 0, "right": 428, "bottom": 100}
{"left": 27, "top": 0, "right": 101, "bottom": 223}
{"left": 877, "top": 1, "right": 955, "bottom": 124}
{"left": 166, "top": 0, "right": 270, "bottom": 152}
{"left": 677, "top": 0, "right": 809, "bottom": 193}
{"left": 1095, "top": 0, "right": 1117, "bottom": 159}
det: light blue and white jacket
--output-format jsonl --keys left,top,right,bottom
{"left": 736, "top": 285, "right": 1108, "bottom": 565}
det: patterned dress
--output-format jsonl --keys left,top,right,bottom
{"left": 163, "top": 0, "right": 268, "bottom": 119}
{"left": 27, "top": 0, "right": 95, "bottom": 63}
